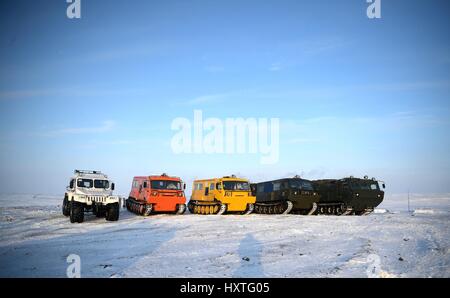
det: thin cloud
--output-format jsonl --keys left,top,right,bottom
{"left": 269, "top": 63, "right": 282, "bottom": 72}
{"left": 285, "top": 138, "right": 321, "bottom": 144}
{"left": 282, "top": 111, "right": 446, "bottom": 139}
{"left": 187, "top": 94, "right": 225, "bottom": 105}
{"left": 181, "top": 91, "right": 245, "bottom": 106}
{"left": 204, "top": 66, "right": 225, "bottom": 73}
{"left": 40, "top": 120, "right": 116, "bottom": 137}
{"left": 0, "top": 88, "right": 149, "bottom": 100}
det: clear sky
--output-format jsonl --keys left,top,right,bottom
{"left": 0, "top": 0, "right": 449, "bottom": 195}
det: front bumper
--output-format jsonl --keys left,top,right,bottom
{"left": 222, "top": 196, "right": 256, "bottom": 212}
{"left": 147, "top": 196, "right": 186, "bottom": 212}
{"left": 73, "top": 195, "right": 120, "bottom": 205}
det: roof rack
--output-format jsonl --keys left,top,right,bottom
{"left": 223, "top": 175, "right": 237, "bottom": 178}
{"left": 74, "top": 170, "right": 102, "bottom": 175}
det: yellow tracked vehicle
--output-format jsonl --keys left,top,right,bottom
{"left": 188, "top": 175, "right": 256, "bottom": 215}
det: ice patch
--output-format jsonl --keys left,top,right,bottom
{"left": 374, "top": 208, "right": 388, "bottom": 214}
{"left": 413, "top": 209, "right": 435, "bottom": 215}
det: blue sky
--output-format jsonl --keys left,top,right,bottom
{"left": 0, "top": 0, "right": 449, "bottom": 195}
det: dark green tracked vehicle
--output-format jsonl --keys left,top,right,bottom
{"left": 313, "top": 176, "right": 385, "bottom": 215}
{"left": 250, "top": 176, "right": 320, "bottom": 215}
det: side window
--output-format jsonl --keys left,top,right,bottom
{"left": 210, "top": 183, "right": 215, "bottom": 191}
{"left": 273, "top": 182, "right": 281, "bottom": 191}
{"left": 257, "top": 184, "right": 265, "bottom": 193}
{"left": 342, "top": 183, "right": 349, "bottom": 191}
{"left": 263, "top": 182, "right": 273, "bottom": 193}
{"left": 69, "top": 179, "right": 74, "bottom": 189}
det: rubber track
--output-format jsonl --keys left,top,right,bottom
{"left": 126, "top": 198, "right": 152, "bottom": 216}
{"left": 255, "top": 200, "right": 296, "bottom": 215}
{"left": 188, "top": 201, "right": 227, "bottom": 215}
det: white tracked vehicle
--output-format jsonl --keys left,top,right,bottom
{"left": 62, "top": 170, "right": 120, "bottom": 223}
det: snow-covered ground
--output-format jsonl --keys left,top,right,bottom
{"left": 0, "top": 193, "right": 449, "bottom": 278}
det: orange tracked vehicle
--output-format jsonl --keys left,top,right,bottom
{"left": 126, "top": 173, "right": 187, "bottom": 216}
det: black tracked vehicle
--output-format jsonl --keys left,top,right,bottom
{"left": 250, "top": 176, "right": 319, "bottom": 215}
{"left": 313, "top": 176, "right": 385, "bottom": 215}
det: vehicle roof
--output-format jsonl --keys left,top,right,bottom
{"left": 133, "top": 175, "right": 182, "bottom": 181}
{"left": 254, "top": 177, "right": 312, "bottom": 184}
{"left": 340, "top": 177, "right": 378, "bottom": 182}
{"left": 194, "top": 177, "right": 249, "bottom": 183}
{"left": 313, "top": 179, "right": 338, "bottom": 183}
{"left": 313, "top": 177, "right": 379, "bottom": 183}
{"left": 72, "top": 173, "right": 109, "bottom": 180}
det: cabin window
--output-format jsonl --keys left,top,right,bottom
{"left": 210, "top": 183, "right": 215, "bottom": 191}
{"left": 257, "top": 184, "right": 265, "bottom": 193}
{"left": 77, "top": 179, "right": 93, "bottom": 188}
{"left": 370, "top": 183, "right": 379, "bottom": 190}
{"left": 263, "top": 182, "right": 273, "bottom": 193}
{"left": 273, "top": 182, "right": 281, "bottom": 191}
{"left": 342, "top": 183, "right": 349, "bottom": 191}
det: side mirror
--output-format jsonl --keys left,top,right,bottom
{"left": 111, "top": 183, "right": 115, "bottom": 191}
{"left": 183, "top": 183, "right": 186, "bottom": 190}
{"left": 382, "top": 184, "right": 386, "bottom": 189}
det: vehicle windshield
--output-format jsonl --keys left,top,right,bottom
{"left": 351, "top": 181, "right": 380, "bottom": 191}
{"left": 77, "top": 179, "right": 110, "bottom": 189}
{"left": 94, "top": 180, "right": 110, "bottom": 189}
{"left": 223, "top": 181, "right": 250, "bottom": 191}
{"left": 289, "top": 179, "right": 314, "bottom": 191}
{"left": 151, "top": 180, "right": 182, "bottom": 190}
{"left": 77, "top": 179, "right": 93, "bottom": 188}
